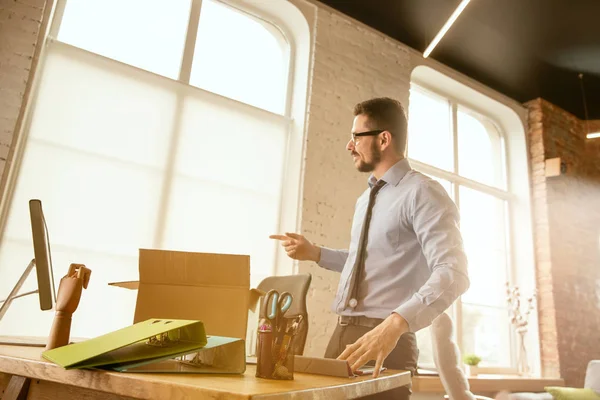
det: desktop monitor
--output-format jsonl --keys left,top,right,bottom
{"left": 28, "top": 199, "right": 56, "bottom": 311}
{"left": 0, "top": 200, "right": 58, "bottom": 343}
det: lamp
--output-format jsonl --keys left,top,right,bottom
{"left": 423, "top": 0, "right": 473, "bottom": 58}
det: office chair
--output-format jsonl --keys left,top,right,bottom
{"left": 257, "top": 273, "right": 312, "bottom": 356}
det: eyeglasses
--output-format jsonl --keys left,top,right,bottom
{"left": 350, "top": 129, "right": 384, "bottom": 145}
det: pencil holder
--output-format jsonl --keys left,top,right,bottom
{"left": 255, "top": 317, "right": 297, "bottom": 380}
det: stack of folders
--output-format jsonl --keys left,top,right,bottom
{"left": 42, "top": 318, "right": 246, "bottom": 374}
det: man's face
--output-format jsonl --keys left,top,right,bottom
{"left": 347, "top": 114, "right": 382, "bottom": 173}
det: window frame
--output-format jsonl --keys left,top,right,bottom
{"left": 408, "top": 82, "right": 520, "bottom": 373}
{"left": 51, "top": 0, "right": 293, "bottom": 111}
{"left": 0, "top": 0, "right": 311, "bottom": 283}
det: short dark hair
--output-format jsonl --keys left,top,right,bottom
{"left": 353, "top": 97, "right": 408, "bottom": 156}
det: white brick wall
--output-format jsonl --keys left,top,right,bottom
{"left": 298, "top": 5, "right": 412, "bottom": 357}
{"left": 0, "top": 0, "right": 45, "bottom": 172}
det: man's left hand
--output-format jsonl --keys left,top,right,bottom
{"left": 337, "top": 313, "right": 409, "bottom": 378}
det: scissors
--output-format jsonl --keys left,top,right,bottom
{"left": 262, "top": 289, "right": 293, "bottom": 334}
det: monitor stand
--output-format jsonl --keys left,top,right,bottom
{"left": 0, "top": 259, "right": 39, "bottom": 322}
{"left": 0, "top": 259, "right": 51, "bottom": 347}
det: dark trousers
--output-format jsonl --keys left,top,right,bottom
{"left": 324, "top": 322, "right": 418, "bottom": 400}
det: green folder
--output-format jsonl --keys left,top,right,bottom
{"left": 42, "top": 318, "right": 246, "bottom": 374}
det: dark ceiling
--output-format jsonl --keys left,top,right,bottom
{"left": 318, "top": 0, "right": 600, "bottom": 120}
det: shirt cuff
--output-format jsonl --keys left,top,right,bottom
{"left": 393, "top": 278, "right": 466, "bottom": 333}
{"left": 317, "top": 247, "right": 345, "bottom": 272}
{"left": 393, "top": 296, "right": 423, "bottom": 333}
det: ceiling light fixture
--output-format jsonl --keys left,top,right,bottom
{"left": 423, "top": 0, "right": 472, "bottom": 58}
{"left": 587, "top": 132, "right": 600, "bottom": 139}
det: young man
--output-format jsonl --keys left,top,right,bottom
{"left": 271, "top": 97, "right": 470, "bottom": 400}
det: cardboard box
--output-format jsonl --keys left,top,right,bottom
{"left": 110, "top": 249, "right": 263, "bottom": 340}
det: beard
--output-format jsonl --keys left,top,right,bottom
{"left": 354, "top": 140, "right": 382, "bottom": 172}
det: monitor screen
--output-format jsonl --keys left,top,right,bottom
{"left": 28, "top": 199, "right": 56, "bottom": 311}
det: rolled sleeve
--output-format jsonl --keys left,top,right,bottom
{"left": 393, "top": 180, "right": 470, "bottom": 332}
{"left": 317, "top": 247, "right": 349, "bottom": 273}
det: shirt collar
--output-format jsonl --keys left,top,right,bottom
{"left": 368, "top": 158, "right": 412, "bottom": 188}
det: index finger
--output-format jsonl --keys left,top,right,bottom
{"left": 269, "top": 234, "right": 289, "bottom": 241}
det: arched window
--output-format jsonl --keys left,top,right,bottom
{"left": 408, "top": 66, "right": 538, "bottom": 374}
{"left": 0, "top": 0, "right": 309, "bottom": 339}
{"left": 189, "top": 0, "right": 289, "bottom": 114}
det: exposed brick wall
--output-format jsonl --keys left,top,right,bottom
{"left": 527, "top": 98, "right": 600, "bottom": 387}
{"left": 527, "top": 99, "right": 561, "bottom": 379}
{"left": 0, "top": 0, "right": 46, "bottom": 182}
{"left": 298, "top": 5, "right": 412, "bottom": 357}
{"left": 587, "top": 120, "right": 600, "bottom": 135}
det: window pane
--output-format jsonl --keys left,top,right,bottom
{"left": 174, "top": 94, "right": 288, "bottom": 196}
{"left": 416, "top": 327, "right": 434, "bottom": 367}
{"left": 0, "top": 45, "right": 175, "bottom": 337}
{"left": 58, "top": 0, "right": 191, "bottom": 79}
{"left": 164, "top": 180, "right": 280, "bottom": 288}
{"left": 459, "top": 187, "right": 508, "bottom": 307}
{"left": 190, "top": 0, "right": 288, "bottom": 114}
{"left": 164, "top": 92, "right": 289, "bottom": 287}
{"left": 408, "top": 87, "right": 453, "bottom": 171}
{"left": 462, "top": 304, "right": 512, "bottom": 367}
{"left": 457, "top": 108, "right": 504, "bottom": 187}
{"left": 459, "top": 186, "right": 512, "bottom": 368}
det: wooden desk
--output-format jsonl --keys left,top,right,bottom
{"left": 0, "top": 345, "right": 411, "bottom": 399}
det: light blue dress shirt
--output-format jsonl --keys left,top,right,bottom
{"left": 318, "top": 158, "right": 470, "bottom": 332}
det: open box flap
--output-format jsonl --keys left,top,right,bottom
{"left": 109, "top": 281, "right": 139, "bottom": 290}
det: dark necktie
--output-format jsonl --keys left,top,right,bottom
{"left": 347, "top": 179, "right": 387, "bottom": 309}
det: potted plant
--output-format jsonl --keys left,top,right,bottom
{"left": 462, "top": 354, "right": 482, "bottom": 376}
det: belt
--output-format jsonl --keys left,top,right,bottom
{"left": 338, "top": 315, "right": 385, "bottom": 328}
